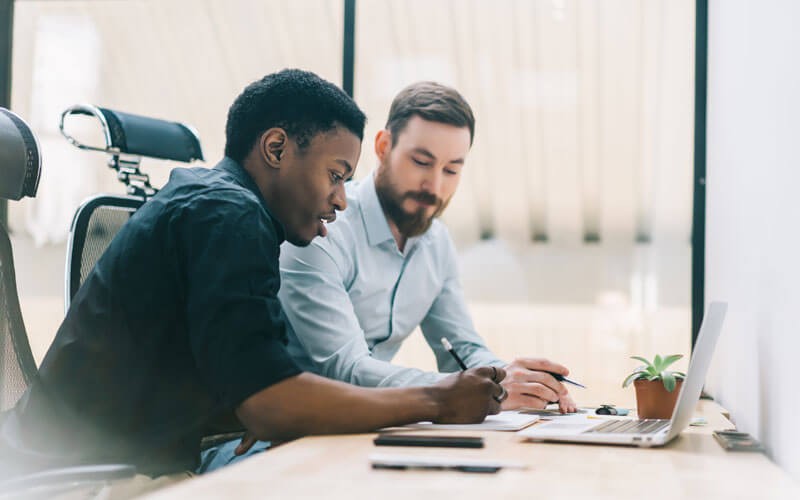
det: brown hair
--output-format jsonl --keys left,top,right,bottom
{"left": 385, "top": 81, "right": 475, "bottom": 147}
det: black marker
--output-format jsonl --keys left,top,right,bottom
{"left": 440, "top": 337, "right": 468, "bottom": 371}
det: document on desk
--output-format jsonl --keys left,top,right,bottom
{"left": 395, "top": 411, "right": 539, "bottom": 431}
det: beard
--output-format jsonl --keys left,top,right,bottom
{"left": 374, "top": 164, "right": 450, "bottom": 238}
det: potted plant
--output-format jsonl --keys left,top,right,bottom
{"left": 622, "top": 354, "right": 687, "bottom": 419}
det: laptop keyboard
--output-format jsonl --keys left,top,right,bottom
{"left": 585, "top": 419, "right": 670, "bottom": 435}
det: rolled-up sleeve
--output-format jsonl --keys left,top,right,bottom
{"left": 178, "top": 195, "right": 302, "bottom": 409}
{"left": 279, "top": 240, "right": 446, "bottom": 388}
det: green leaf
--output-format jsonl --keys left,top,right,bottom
{"left": 646, "top": 365, "right": 659, "bottom": 377}
{"left": 630, "top": 356, "right": 654, "bottom": 369}
{"left": 662, "top": 372, "right": 676, "bottom": 392}
{"left": 661, "top": 354, "right": 684, "bottom": 370}
{"left": 622, "top": 371, "right": 646, "bottom": 388}
{"left": 674, "top": 371, "right": 687, "bottom": 378}
{"left": 654, "top": 354, "right": 663, "bottom": 371}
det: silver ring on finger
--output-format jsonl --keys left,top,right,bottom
{"left": 492, "top": 385, "right": 508, "bottom": 403}
{"left": 491, "top": 366, "right": 498, "bottom": 383}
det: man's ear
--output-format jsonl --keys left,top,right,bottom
{"left": 374, "top": 129, "right": 392, "bottom": 161}
{"left": 259, "top": 128, "right": 288, "bottom": 169}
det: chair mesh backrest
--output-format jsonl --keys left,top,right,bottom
{"left": 67, "top": 196, "right": 143, "bottom": 307}
{"left": 0, "top": 226, "right": 38, "bottom": 412}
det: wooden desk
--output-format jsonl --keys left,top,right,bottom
{"left": 145, "top": 400, "right": 798, "bottom": 499}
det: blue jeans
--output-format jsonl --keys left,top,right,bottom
{"left": 196, "top": 439, "right": 271, "bottom": 474}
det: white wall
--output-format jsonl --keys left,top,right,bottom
{"left": 705, "top": 0, "right": 800, "bottom": 481}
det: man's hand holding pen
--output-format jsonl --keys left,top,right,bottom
{"left": 429, "top": 366, "right": 508, "bottom": 424}
{"left": 500, "top": 358, "right": 579, "bottom": 413}
{"left": 439, "top": 337, "right": 580, "bottom": 416}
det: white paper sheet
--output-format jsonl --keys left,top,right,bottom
{"left": 396, "top": 411, "right": 539, "bottom": 431}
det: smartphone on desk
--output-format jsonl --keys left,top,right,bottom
{"left": 713, "top": 430, "right": 765, "bottom": 452}
{"left": 374, "top": 434, "right": 484, "bottom": 448}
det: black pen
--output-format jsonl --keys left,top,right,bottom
{"left": 441, "top": 337, "right": 585, "bottom": 388}
{"left": 440, "top": 337, "right": 468, "bottom": 371}
{"left": 548, "top": 372, "right": 586, "bottom": 389}
{"left": 372, "top": 463, "right": 500, "bottom": 473}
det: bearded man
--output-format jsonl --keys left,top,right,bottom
{"left": 278, "top": 82, "right": 577, "bottom": 413}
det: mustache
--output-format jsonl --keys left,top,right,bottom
{"left": 404, "top": 191, "right": 441, "bottom": 207}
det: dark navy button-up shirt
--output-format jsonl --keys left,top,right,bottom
{"left": 2, "top": 157, "right": 301, "bottom": 476}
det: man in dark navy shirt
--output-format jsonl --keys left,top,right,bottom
{"left": 0, "top": 69, "right": 506, "bottom": 485}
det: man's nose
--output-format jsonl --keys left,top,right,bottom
{"left": 421, "top": 169, "right": 443, "bottom": 198}
{"left": 332, "top": 183, "right": 347, "bottom": 211}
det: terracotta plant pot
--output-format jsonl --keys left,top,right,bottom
{"left": 634, "top": 378, "right": 684, "bottom": 419}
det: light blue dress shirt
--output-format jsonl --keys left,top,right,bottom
{"left": 278, "top": 171, "right": 505, "bottom": 387}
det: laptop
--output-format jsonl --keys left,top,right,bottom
{"left": 518, "top": 301, "right": 727, "bottom": 447}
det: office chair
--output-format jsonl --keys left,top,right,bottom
{"left": 0, "top": 107, "right": 136, "bottom": 495}
{"left": 0, "top": 110, "right": 39, "bottom": 413}
{"left": 59, "top": 104, "right": 204, "bottom": 310}
{"left": 59, "top": 105, "right": 242, "bottom": 455}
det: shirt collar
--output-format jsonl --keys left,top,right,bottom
{"left": 357, "top": 170, "right": 432, "bottom": 254}
{"left": 357, "top": 171, "right": 396, "bottom": 247}
{"left": 215, "top": 156, "right": 287, "bottom": 242}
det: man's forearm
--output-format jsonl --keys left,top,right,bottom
{"left": 236, "top": 372, "right": 440, "bottom": 442}
{"left": 344, "top": 355, "right": 447, "bottom": 388}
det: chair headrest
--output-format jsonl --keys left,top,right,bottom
{"left": 0, "top": 108, "right": 41, "bottom": 201}
{"left": 60, "top": 104, "right": 204, "bottom": 163}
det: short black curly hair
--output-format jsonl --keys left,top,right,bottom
{"left": 225, "top": 69, "right": 366, "bottom": 163}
